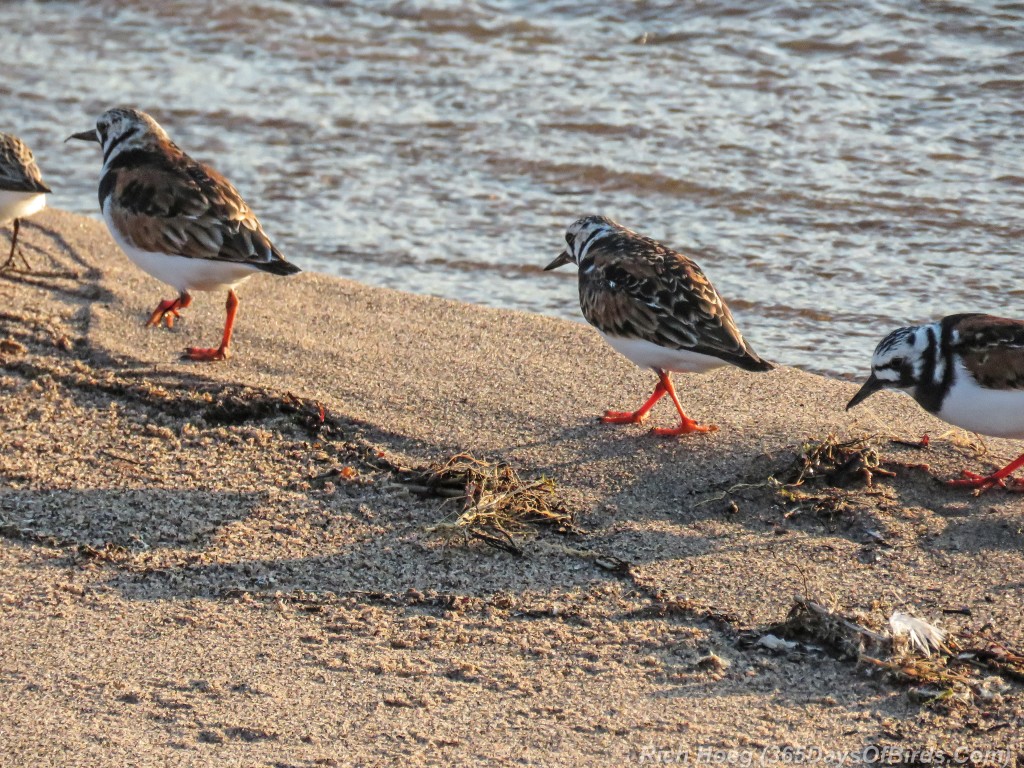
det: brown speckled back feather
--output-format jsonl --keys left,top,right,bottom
{"left": 952, "top": 314, "right": 1024, "bottom": 389}
{"left": 0, "top": 133, "right": 50, "bottom": 194}
{"left": 578, "top": 231, "right": 771, "bottom": 371}
{"left": 101, "top": 144, "right": 295, "bottom": 273}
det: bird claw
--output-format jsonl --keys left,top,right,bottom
{"left": 601, "top": 409, "right": 649, "bottom": 424}
{"left": 651, "top": 421, "right": 718, "bottom": 437}
{"left": 0, "top": 248, "right": 31, "bottom": 273}
{"left": 184, "top": 345, "right": 229, "bottom": 362}
{"left": 146, "top": 297, "right": 188, "bottom": 329}
{"left": 946, "top": 470, "right": 1006, "bottom": 494}
{"left": 147, "top": 309, "right": 180, "bottom": 329}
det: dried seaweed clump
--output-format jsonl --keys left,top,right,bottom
{"left": 761, "top": 597, "right": 1024, "bottom": 711}
{"left": 773, "top": 434, "right": 895, "bottom": 523}
{"left": 781, "top": 434, "right": 892, "bottom": 489}
{"left": 869, "top": 640, "right": 1024, "bottom": 709}
{"left": 413, "top": 453, "right": 576, "bottom": 555}
{"left": 767, "top": 596, "right": 887, "bottom": 660}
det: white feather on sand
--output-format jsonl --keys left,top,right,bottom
{"left": 889, "top": 611, "right": 947, "bottom": 656}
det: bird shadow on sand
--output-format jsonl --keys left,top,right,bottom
{"left": 27, "top": 326, "right": 1022, "bottom": 617}
{"left": 0, "top": 219, "right": 106, "bottom": 294}
{"left": 0, "top": 488, "right": 265, "bottom": 555}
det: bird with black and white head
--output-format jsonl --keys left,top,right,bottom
{"left": 545, "top": 215, "right": 773, "bottom": 437}
{"left": 848, "top": 313, "right": 1024, "bottom": 491}
{"left": 68, "top": 107, "right": 300, "bottom": 361}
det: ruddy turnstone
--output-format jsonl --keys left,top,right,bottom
{"left": 848, "top": 313, "right": 1024, "bottom": 491}
{"left": 0, "top": 132, "right": 51, "bottom": 272}
{"left": 545, "top": 215, "right": 773, "bottom": 436}
{"left": 67, "top": 108, "right": 299, "bottom": 361}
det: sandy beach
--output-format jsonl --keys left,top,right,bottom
{"left": 0, "top": 209, "right": 1021, "bottom": 766}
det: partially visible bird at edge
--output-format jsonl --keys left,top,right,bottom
{"left": 0, "top": 132, "right": 51, "bottom": 273}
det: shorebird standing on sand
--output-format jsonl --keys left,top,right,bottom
{"left": 67, "top": 107, "right": 300, "bottom": 361}
{"left": 0, "top": 132, "right": 51, "bottom": 272}
{"left": 545, "top": 215, "right": 773, "bottom": 436}
{"left": 849, "top": 313, "right": 1024, "bottom": 492}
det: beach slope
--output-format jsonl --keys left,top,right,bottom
{"left": 0, "top": 210, "right": 1021, "bottom": 765}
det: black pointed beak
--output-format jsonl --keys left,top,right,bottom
{"left": 544, "top": 250, "right": 573, "bottom": 271}
{"left": 66, "top": 129, "right": 99, "bottom": 143}
{"left": 846, "top": 373, "right": 885, "bottom": 410}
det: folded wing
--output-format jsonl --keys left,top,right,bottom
{"left": 953, "top": 314, "right": 1024, "bottom": 390}
{"left": 106, "top": 150, "right": 296, "bottom": 274}
{"left": 0, "top": 135, "right": 51, "bottom": 194}
{"left": 580, "top": 235, "right": 770, "bottom": 371}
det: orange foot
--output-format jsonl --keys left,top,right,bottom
{"left": 946, "top": 470, "right": 1024, "bottom": 493}
{"left": 602, "top": 409, "right": 650, "bottom": 425}
{"left": 180, "top": 289, "right": 238, "bottom": 363}
{"left": 184, "top": 345, "right": 229, "bottom": 362}
{"left": 147, "top": 293, "right": 192, "bottom": 329}
{"left": 601, "top": 383, "right": 668, "bottom": 425}
{"left": 652, "top": 419, "right": 719, "bottom": 437}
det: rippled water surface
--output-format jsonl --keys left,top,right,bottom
{"left": 3, "top": 0, "right": 1024, "bottom": 376}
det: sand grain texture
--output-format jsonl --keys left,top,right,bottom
{"left": 0, "top": 210, "right": 1021, "bottom": 767}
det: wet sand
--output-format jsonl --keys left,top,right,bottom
{"left": 0, "top": 210, "right": 1021, "bottom": 766}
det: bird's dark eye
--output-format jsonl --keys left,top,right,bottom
{"left": 565, "top": 233, "right": 575, "bottom": 247}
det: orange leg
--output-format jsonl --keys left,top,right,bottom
{"left": 146, "top": 291, "right": 192, "bottom": 329}
{"left": 602, "top": 382, "right": 667, "bottom": 424}
{"left": 650, "top": 370, "right": 718, "bottom": 437}
{"left": 947, "top": 452, "right": 1024, "bottom": 493}
{"left": 185, "top": 289, "right": 238, "bottom": 362}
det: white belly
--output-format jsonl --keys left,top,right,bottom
{"left": 102, "top": 205, "right": 258, "bottom": 293}
{"left": 0, "top": 190, "right": 46, "bottom": 224}
{"left": 936, "top": 362, "right": 1024, "bottom": 439}
{"left": 600, "top": 332, "right": 728, "bottom": 374}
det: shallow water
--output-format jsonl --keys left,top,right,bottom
{"left": 3, "top": 0, "right": 1024, "bottom": 377}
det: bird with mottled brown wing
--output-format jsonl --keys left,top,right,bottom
{"left": 0, "top": 134, "right": 49, "bottom": 194}
{"left": 68, "top": 107, "right": 299, "bottom": 362}
{"left": 106, "top": 152, "right": 282, "bottom": 267}
{"left": 545, "top": 215, "right": 772, "bottom": 437}
{"left": 849, "top": 312, "right": 1024, "bottom": 492}
{"left": 579, "top": 233, "right": 765, "bottom": 371}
